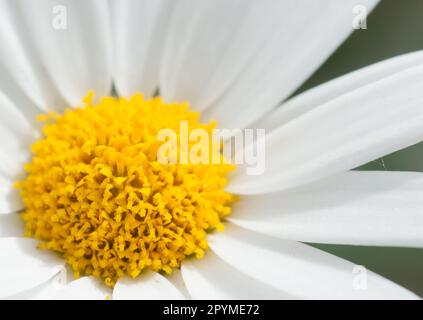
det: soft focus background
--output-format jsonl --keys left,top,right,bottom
{"left": 297, "top": 0, "right": 423, "bottom": 295}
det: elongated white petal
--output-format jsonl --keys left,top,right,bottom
{"left": 15, "top": 0, "right": 112, "bottom": 106}
{"left": 0, "top": 213, "right": 24, "bottom": 237}
{"left": 111, "top": 0, "right": 173, "bottom": 98}
{"left": 255, "top": 50, "right": 423, "bottom": 132}
{"left": 113, "top": 272, "right": 185, "bottom": 300}
{"left": 0, "top": 92, "right": 37, "bottom": 214}
{"left": 228, "top": 64, "right": 423, "bottom": 194}
{"left": 0, "top": 0, "right": 66, "bottom": 112}
{"left": 181, "top": 251, "right": 292, "bottom": 299}
{"left": 161, "top": 0, "right": 277, "bottom": 110}
{"left": 200, "top": 0, "right": 378, "bottom": 128}
{"left": 0, "top": 238, "right": 64, "bottom": 298}
{"left": 209, "top": 225, "right": 419, "bottom": 299}
{"left": 51, "top": 277, "right": 111, "bottom": 300}
{"left": 230, "top": 171, "right": 423, "bottom": 247}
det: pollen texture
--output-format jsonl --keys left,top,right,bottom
{"left": 17, "top": 92, "right": 235, "bottom": 287}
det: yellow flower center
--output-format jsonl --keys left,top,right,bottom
{"left": 16, "top": 92, "right": 235, "bottom": 287}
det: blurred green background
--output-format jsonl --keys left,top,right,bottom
{"left": 297, "top": 0, "right": 423, "bottom": 296}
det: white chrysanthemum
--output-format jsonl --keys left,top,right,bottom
{"left": 1, "top": 0, "right": 423, "bottom": 300}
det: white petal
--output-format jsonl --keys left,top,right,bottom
{"left": 0, "top": 92, "right": 35, "bottom": 173}
{"left": 113, "top": 271, "right": 185, "bottom": 300}
{"left": 0, "top": 0, "right": 66, "bottom": 112}
{"left": 230, "top": 171, "right": 423, "bottom": 247}
{"left": 0, "top": 92, "right": 37, "bottom": 214}
{"left": 165, "top": 269, "right": 191, "bottom": 299}
{"left": 228, "top": 64, "right": 423, "bottom": 194}
{"left": 111, "top": 0, "right": 173, "bottom": 98}
{"left": 51, "top": 276, "right": 111, "bottom": 300}
{"left": 209, "top": 225, "right": 419, "bottom": 299}
{"left": 0, "top": 237, "right": 65, "bottom": 298}
{"left": 161, "top": 0, "right": 278, "bottom": 110}
{"left": 181, "top": 251, "right": 292, "bottom": 299}
{"left": 255, "top": 50, "right": 423, "bottom": 133}
{"left": 16, "top": 0, "right": 112, "bottom": 106}
{"left": 0, "top": 213, "right": 24, "bottom": 237}
{"left": 6, "top": 272, "right": 67, "bottom": 300}
{"left": 200, "top": 0, "right": 379, "bottom": 128}
{"left": 0, "top": 176, "right": 23, "bottom": 215}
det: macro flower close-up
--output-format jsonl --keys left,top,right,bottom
{"left": 1, "top": 0, "right": 423, "bottom": 301}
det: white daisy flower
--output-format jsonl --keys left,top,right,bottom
{"left": 1, "top": 0, "right": 422, "bottom": 300}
